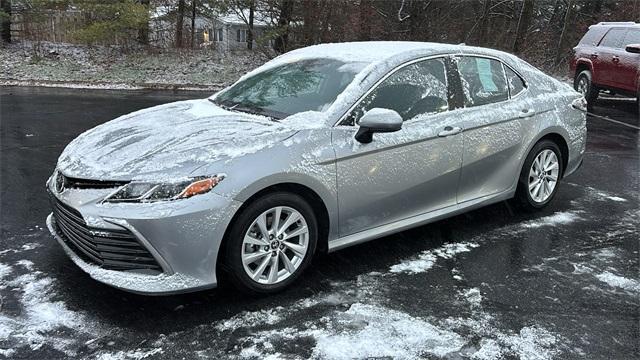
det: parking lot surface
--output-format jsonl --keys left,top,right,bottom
{"left": 0, "top": 86, "right": 638, "bottom": 359}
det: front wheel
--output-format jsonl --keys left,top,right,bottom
{"left": 222, "top": 192, "right": 317, "bottom": 295}
{"left": 515, "top": 140, "right": 563, "bottom": 211}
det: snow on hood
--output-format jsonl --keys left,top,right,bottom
{"left": 57, "top": 99, "right": 314, "bottom": 181}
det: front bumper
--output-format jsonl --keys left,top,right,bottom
{"left": 46, "top": 184, "right": 242, "bottom": 295}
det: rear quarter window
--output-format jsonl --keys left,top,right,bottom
{"left": 599, "top": 28, "right": 628, "bottom": 48}
{"left": 579, "top": 27, "right": 607, "bottom": 46}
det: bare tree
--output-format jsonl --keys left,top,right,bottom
{"left": 513, "top": 0, "right": 535, "bottom": 53}
{"left": 137, "top": 0, "right": 150, "bottom": 45}
{"left": 191, "top": 0, "right": 197, "bottom": 48}
{"left": 555, "top": 0, "right": 575, "bottom": 66}
{"left": 247, "top": 0, "right": 254, "bottom": 50}
{"left": 273, "top": 0, "right": 293, "bottom": 53}
{"left": 176, "top": 0, "right": 186, "bottom": 47}
{"left": 0, "top": 0, "right": 11, "bottom": 43}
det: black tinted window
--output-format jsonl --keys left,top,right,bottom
{"left": 346, "top": 58, "right": 449, "bottom": 124}
{"left": 599, "top": 29, "right": 627, "bottom": 48}
{"left": 505, "top": 66, "right": 526, "bottom": 97}
{"left": 458, "top": 57, "right": 509, "bottom": 107}
{"left": 623, "top": 30, "right": 640, "bottom": 45}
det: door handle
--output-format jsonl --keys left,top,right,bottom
{"left": 438, "top": 126, "right": 462, "bottom": 137}
{"left": 519, "top": 109, "right": 535, "bottom": 118}
{"left": 590, "top": 53, "right": 598, "bottom": 59}
{"left": 612, "top": 56, "right": 620, "bottom": 63}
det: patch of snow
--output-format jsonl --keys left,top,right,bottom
{"left": 0, "top": 271, "right": 98, "bottom": 355}
{"left": 461, "top": 288, "right": 483, "bottom": 307}
{"left": 595, "top": 272, "right": 640, "bottom": 293}
{"left": 311, "top": 303, "right": 466, "bottom": 359}
{"left": 496, "top": 326, "right": 560, "bottom": 360}
{"left": 596, "top": 192, "right": 627, "bottom": 202}
{"left": 16, "top": 260, "right": 34, "bottom": 271}
{"left": 390, "top": 242, "right": 479, "bottom": 274}
{"left": 95, "top": 348, "right": 164, "bottom": 360}
{"left": 0, "top": 263, "right": 12, "bottom": 280}
{"left": 521, "top": 211, "right": 581, "bottom": 228}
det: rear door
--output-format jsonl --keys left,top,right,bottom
{"left": 453, "top": 56, "right": 533, "bottom": 203}
{"left": 616, "top": 29, "right": 640, "bottom": 92}
{"left": 597, "top": 28, "right": 629, "bottom": 88}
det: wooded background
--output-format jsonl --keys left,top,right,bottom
{"left": 1, "top": 0, "right": 639, "bottom": 73}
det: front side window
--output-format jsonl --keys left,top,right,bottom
{"left": 599, "top": 29, "right": 628, "bottom": 48}
{"left": 213, "top": 59, "right": 366, "bottom": 119}
{"left": 457, "top": 56, "right": 508, "bottom": 107}
{"left": 345, "top": 58, "right": 449, "bottom": 125}
{"left": 505, "top": 66, "right": 526, "bottom": 98}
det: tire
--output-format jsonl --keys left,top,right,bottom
{"left": 515, "top": 140, "right": 564, "bottom": 211}
{"left": 221, "top": 192, "right": 317, "bottom": 295}
{"left": 574, "top": 70, "right": 599, "bottom": 108}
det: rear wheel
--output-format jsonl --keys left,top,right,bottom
{"left": 515, "top": 140, "right": 563, "bottom": 211}
{"left": 574, "top": 70, "right": 599, "bottom": 108}
{"left": 222, "top": 192, "right": 317, "bottom": 295}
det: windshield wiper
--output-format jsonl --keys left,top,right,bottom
{"left": 210, "top": 99, "right": 281, "bottom": 122}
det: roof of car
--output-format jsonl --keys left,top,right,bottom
{"left": 591, "top": 22, "right": 639, "bottom": 28}
{"left": 278, "top": 41, "right": 464, "bottom": 64}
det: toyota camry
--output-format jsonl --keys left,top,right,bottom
{"left": 46, "top": 42, "right": 587, "bottom": 295}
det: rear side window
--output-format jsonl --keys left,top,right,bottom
{"left": 623, "top": 30, "right": 640, "bottom": 45}
{"left": 457, "top": 56, "right": 508, "bottom": 107}
{"left": 599, "top": 29, "right": 628, "bottom": 48}
{"left": 579, "top": 27, "right": 607, "bottom": 46}
{"left": 505, "top": 66, "right": 526, "bottom": 97}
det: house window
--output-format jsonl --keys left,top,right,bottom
{"left": 212, "top": 28, "right": 223, "bottom": 42}
{"left": 237, "top": 29, "right": 248, "bottom": 42}
{"left": 203, "top": 30, "right": 210, "bottom": 43}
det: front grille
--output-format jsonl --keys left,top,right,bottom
{"left": 50, "top": 194, "right": 162, "bottom": 272}
{"left": 57, "top": 172, "right": 128, "bottom": 190}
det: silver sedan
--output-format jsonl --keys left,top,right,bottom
{"left": 46, "top": 42, "right": 587, "bottom": 295}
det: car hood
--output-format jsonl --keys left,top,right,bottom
{"left": 57, "top": 99, "right": 300, "bottom": 181}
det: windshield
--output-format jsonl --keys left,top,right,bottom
{"left": 212, "top": 58, "right": 366, "bottom": 120}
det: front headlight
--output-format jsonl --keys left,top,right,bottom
{"left": 103, "top": 175, "right": 225, "bottom": 203}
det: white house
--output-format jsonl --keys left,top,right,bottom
{"left": 151, "top": 7, "right": 271, "bottom": 51}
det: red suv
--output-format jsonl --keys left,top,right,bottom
{"left": 571, "top": 22, "right": 640, "bottom": 110}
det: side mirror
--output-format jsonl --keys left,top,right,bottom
{"left": 625, "top": 44, "right": 640, "bottom": 54}
{"left": 355, "top": 108, "right": 403, "bottom": 144}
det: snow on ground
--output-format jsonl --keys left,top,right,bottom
{"left": 0, "top": 241, "right": 103, "bottom": 357}
{"left": 594, "top": 272, "right": 640, "bottom": 293}
{"left": 520, "top": 211, "right": 582, "bottom": 228}
{"left": 389, "top": 242, "right": 479, "bottom": 274}
{"left": 1, "top": 41, "right": 268, "bottom": 90}
{"left": 94, "top": 348, "right": 164, "bottom": 360}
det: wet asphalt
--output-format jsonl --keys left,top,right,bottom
{"left": 0, "top": 86, "right": 638, "bottom": 359}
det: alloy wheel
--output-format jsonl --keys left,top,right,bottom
{"left": 528, "top": 149, "right": 560, "bottom": 203}
{"left": 241, "top": 206, "right": 309, "bottom": 284}
{"left": 577, "top": 77, "right": 589, "bottom": 96}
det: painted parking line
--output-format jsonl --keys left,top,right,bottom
{"left": 587, "top": 112, "right": 640, "bottom": 130}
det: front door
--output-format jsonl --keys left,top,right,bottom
{"left": 333, "top": 57, "right": 464, "bottom": 237}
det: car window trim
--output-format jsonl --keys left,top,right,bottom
{"left": 334, "top": 54, "right": 451, "bottom": 127}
